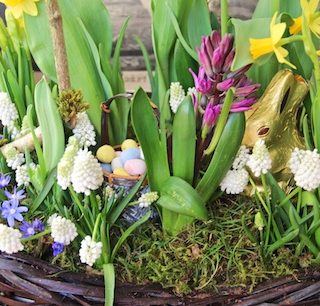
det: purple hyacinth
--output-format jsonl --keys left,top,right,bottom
{"left": 1, "top": 199, "right": 28, "bottom": 227}
{"left": 52, "top": 242, "right": 64, "bottom": 256}
{"left": 4, "top": 187, "right": 26, "bottom": 202}
{"left": 0, "top": 174, "right": 10, "bottom": 189}
{"left": 20, "top": 219, "right": 45, "bottom": 238}
{"left": 189, "top": 67, "right": 213, "bottom": 95}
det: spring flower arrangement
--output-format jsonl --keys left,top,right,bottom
{"left": 2, "top": 0, "right": 320, "bottom": 305}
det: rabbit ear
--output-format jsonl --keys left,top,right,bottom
{"left": 243, "top": 69, "right": 308, "bottom": 178}
{"left": 243, "top": 70, "right": 300, "bottom": 147}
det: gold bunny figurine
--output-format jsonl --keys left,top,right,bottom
{"left": 243, "top": 70, "right": 308, "bottom": 180}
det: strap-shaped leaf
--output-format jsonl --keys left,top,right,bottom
{"left": 172, "top": 96, "right": 196, "bottom": 184}
{"left": 196, "top": 113, "right": 245, "bottom": 203}
{"left": 131, "top": 87, "right": 170, "bottom": 191}
{"left": 158, "top": 176, "right": 208, "bottom": 220}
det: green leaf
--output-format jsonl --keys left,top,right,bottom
{"left": 103, "top": 263, "right": 115, "bottom": 306}
{"left": 158, "top": 176, "right": 208, "bottom": 220}
{"left": 267, "top": 228, "right": 299, "bottom": 255}
{"left": 187, "top": 0, "right": 211, "bottom": 50}
{"left": 131, "top": 88, "right": 170, "bottom": 191}
{"left": 172, "top": 39, "right": 197, "bottom": 89}
{"left": 231, "top": 18, "right": 272, "bottom": 71}
{"left": 172, "top": 96, "right": 196, "bottom": 184}
{"left": 196, "top": 113, "right": 245, "bottom": 203}
{"left": 34, "top": 78, "right": 65, "bottom": 173}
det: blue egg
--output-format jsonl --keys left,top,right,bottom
{"left": 120, "top": 148, "right": 141, "bottom": 164}
{"left": 111, "top": 157, "right": 123, "bottom": 171}
{"left": 100, "top": 163, "right": 112, "bottom": 172}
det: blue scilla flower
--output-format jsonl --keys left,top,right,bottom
{"left": 0, "top": 174, "right": 10, "bottom": 189}
{"left": 1, "top": 199, "right": 28, "bottom": 227}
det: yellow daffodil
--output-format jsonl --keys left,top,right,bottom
{"left": 250, "top": 13, "right": 296, "bottom": 69}
{"left": 0, "top": 0, "right": 40, "bottom": 19}
{"left": 289, "top": 0, "right": 320, "bottom": 36}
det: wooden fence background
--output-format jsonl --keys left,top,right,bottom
{"left": 104, "top": 0, "right": 258, "bottom": 90}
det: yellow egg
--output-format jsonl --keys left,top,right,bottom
{"left": 96, "top": 145, "right": 116, "bottom": 163}
{"left": 121, "top": 139, "right": 138, "bottom": 151}
{"left": 113, "top": 167, "right": 130, "bottom": 177}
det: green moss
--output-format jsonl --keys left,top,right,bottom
{"left": 116, "top": 197, "right": 300, "bottom": 295}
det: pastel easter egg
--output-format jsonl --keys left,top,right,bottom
{"left": 120, "top": 148, "right": 141, "bottom": 164}
{"left": 96, "top": 145, "right": 116, "bottom": 163}
{"left": 121, "top": 139, "right": 138, "bottom": 151}
{"left": 115, "top": 151, "right": 122, "bottom": 157}
{"left": 100, "top": 163, "right": 112, "bottom": 173}
{"left": 111, "top": 157, "right": 123, "bottom": 171}
{"left": 124, "top": 159, "right": 146, "bottom": 176}
{"left": 113, "top": 167, "right": 130, "bottom": 177}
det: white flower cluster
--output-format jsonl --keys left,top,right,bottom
{"left": 220, "top": 146, "right": 250, "bottom": 195}
{"left": 71, "top": 148, "right": 104, "bottom": 195}
{"left": 15, "top": 163, "right": 37, "bottom": 187}
{"left": 0, "top": 224, "right": 24, "bottom": 254}
{"left": 2, "top": 145, "right": 25, "bottom": 170}
{"left": 49, "top": 215, "right": 78, "bottom": 245}
{"left": 138, "top": 191, "right": 159, "bottom": 208}
{"left": 220, "top": 168, "right": 249, "bottom": 195}
{"left": 289, "top": 148, "right": 320, "bottom": 191}
{"left": 246, "top": 140, "right": 272, "bottom": 177}
{"left": 169, "top": 82, "right": 185, "bottom": 113}
{"left": 57, "top": 136, "right": 80, "bottom": 190}
{"left": 0, "top": 92, "right": 18, "bottom": 126}
{"left": 79, "top": 236, "right": 102, "bottom": 266}
{"left": 72, "top": 112, "right": 96, "bottom": 148}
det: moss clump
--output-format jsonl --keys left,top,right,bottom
{"left": 58, "top": 89, "right": 89, "bottom": 127}
{"left": 116, "top": 197, "right": 301, "bottom": 295}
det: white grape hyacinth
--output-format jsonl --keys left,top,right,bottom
{"left": 0, "top": 224, "right": 24, "bottom": 254}
{"left": 232, "top": 145, "right": 250, "bottom": 170}
{"left": 79, "top": 236, "right": 102, "bottom": 266}
{"left": 220, "top": 168, "right": 249, "bottom": 194}
{"left": 138, "top": 191, "right": 159, "bottom": 208}
{"left": 2, "top": 145, "right": 25, "bottom": 170}
{"left": 0, "top": 92, "right": 19, "bottom": 126}
{"left": 50, "top": 215, "right": 78, "bottom": 245}
{"left": 57, "top": 136, "right": 80, "bottom": 190}
{"left": 72, "top": 112, "right": 96, "bottom": 148}
{"left": 16, "top": 164, "right": 30, "bottom": 187}
{"left": 169, "top": 82, "right": 185, "bottom": 113}
{"left": 289, "top": 148, "right": 320, "bottom": 191}
{"left": 246, "top": 139, "right": 272, "bottom": 177}
{"left": 71, "top": 148, "right": 104, "bottom": 195}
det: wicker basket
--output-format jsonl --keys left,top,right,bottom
{"left": 1, "top": 252, "right": 320, "bottom": 306}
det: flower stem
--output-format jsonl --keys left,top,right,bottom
{"left": 220, "top": 0, "right": 229, "bottom": 36}
{"left": 92, "top": 213, "right": 101, "bottom": 241}
{"left": 204, "top": 88, "right": 234, "bottom": 155}
{"left": 22, "top": 229, "right": 51, "bottom": 242}
{"left": 280, "top": 35, "right": 303, "bottom": 46}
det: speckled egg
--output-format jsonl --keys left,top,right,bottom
{"left": 96, "top": 145, "right": 116, "bottom": 163}
{"left": 100, "top": 163, "right": 112, "bottom": 172}
{"left": 111, "top": 157, "right": 123, "bottom": 171}
{"left": 120, "top": 148, "right": 141, "bottom": 164}
{"left": 113, "top": 167, "right": 130, "bottom": 177}
{"left": 121, "top": 139, "right": 138, "bottom": 151}
{"left": 124, "top": 159, "right": 146, "bottom": 176}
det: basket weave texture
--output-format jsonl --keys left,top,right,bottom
{"left": 1, "top": 252, "right": 320, "bottom": 305}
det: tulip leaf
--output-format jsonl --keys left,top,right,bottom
{"left": 172, "top": 96, "right": 196, "bottom": 184}
{"left": 187, "top": 0, "right": 212, "bottom": 50}
{"left": 34, "top": 78, "right": 65, "bottom": 173}
{"left": 131, "top": 87, "right": 170, "bottom": 191}
{"left": 196, "top": 113, "right": 245, "bottom": 203}
{"left": 231, "top": 18, "right": 272, "bottom": 71}
{"left": 158, "top": 176, "right": 208, "bottom": 220}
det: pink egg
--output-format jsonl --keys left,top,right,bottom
{"left": 124, "top": 159, "right": 146, "bottom": 176}
{"left": 116, "top": 151, "right": 122, "bottom": 157}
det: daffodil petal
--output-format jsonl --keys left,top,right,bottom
{"left": 274, "top": 46, "right": 296, "bottom": 69}
{"left": 22, "top": 0, "right": 38, "bottom": 16}
{"left": 289, "top": 16, "right": 302, "bottom": 34}
{"left": 249, "top": 38, "right": 274, "bottom": 60}
{"left": 309, "top": 0, "right": 319, "bottom": 13}
{"left": 271, "top": 23, "right": 286, "bottom": 44}
{"left": 10, "top": 5, "right": 23, "bottom": 19}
